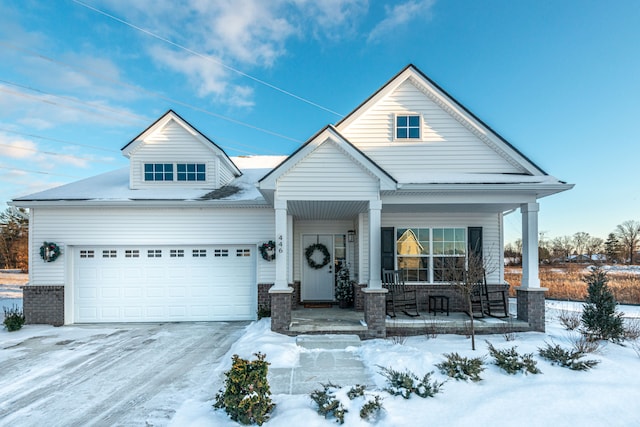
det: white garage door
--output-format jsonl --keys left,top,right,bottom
{"left": 74, "top": 245, "right": 255, "bottom": 323}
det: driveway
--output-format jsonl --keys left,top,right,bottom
{"left": 0, "top": 322, "right": 249, "bottom": 426}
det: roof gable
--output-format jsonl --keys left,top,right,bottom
{"left": 121, "top": 110, "right": 241, "bottom": 177}
{"left": 259, "top": 126, "right": 396, "bottom": 199}
{"left": 336, "top": 64, "right": 547, "bottom": 178}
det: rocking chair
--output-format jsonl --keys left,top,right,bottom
{"left": 382, "top": 269, "right": 420, "bottom": 317}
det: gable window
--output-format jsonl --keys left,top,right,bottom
{"left": 177, "top": 163, "right": 206, "bottom": 181}
{"left": 395, "top": 114, "right": 421, "bottom": 139}
{"left": 144, "top": 163, "right": 173, "bottom": 181}
{"left": 396, "top": 227, "right": 466, "bottom": 283}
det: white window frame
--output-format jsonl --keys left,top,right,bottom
{"left": 394, "top": 113, "right": 422, "bottom": 141}
{"left": 143, "top": 162, "right": 206, "bottom": 182}
{"left": 395, "top": 227, "right": 466, "bottom": 283}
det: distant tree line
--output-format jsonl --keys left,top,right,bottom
{"left": 505, "top": 220, "right": 640, "bottom": 265}
{"left": 0, "top": 207, "right": 28, "bottom": 271}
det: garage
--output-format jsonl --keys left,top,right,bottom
{"left": 73, "top": 245, "right": 256, "bottom": 323}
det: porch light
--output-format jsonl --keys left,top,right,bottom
{"left": 348, "top": 230, "right": 356, "bottom": 242}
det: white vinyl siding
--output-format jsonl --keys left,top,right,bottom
{"left": 340, "top": 80, "right": 526, "bottom": 177}
{"left": 28, "top": 207, "right": 276, "bottom": 287}
{"left": 277, "top": 141, "right": 379, "bottom": 200}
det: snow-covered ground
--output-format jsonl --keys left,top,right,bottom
{"left": 2, "top": 269, "right": 640, "bottom": 426}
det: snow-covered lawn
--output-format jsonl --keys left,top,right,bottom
{"left": 176, "top": 302, "right": 640, "bottom": 427}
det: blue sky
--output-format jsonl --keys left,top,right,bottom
{"left": 1, "top": 0, "right": 639, "bottom": 244}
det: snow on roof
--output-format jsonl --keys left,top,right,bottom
{"left": 12, "top": 154, "right": 563, "bottom": 204}
{"left": 13, "top": 156, "right": 287, "bottom": 203}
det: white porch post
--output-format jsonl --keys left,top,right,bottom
{"left": 274, "top": 199, "right": 289, "bottom": 290}
{"left": 368, "top": 200, "right": 382, "bottom": 289}
{"left": 521, "top": 202, "right": 540, "bottom": 288}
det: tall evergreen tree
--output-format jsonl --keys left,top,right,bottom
{"left": 581, "top": 267, "right": 624, "bottom": 342}
{"left": 604, "top": 233, "right": 621, "bottom": 263}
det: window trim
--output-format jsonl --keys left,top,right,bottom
{"left": 394, "top": 113, "right": 422, "bottom": 141}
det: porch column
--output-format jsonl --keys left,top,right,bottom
{"left": 273, "top": 199, "right": 289, "bottom": 290}
{"left": 270, "top": 198, "right": 293, "bottom": 333}
{"left": 521, "top": 202, "right": 540, "bottom": 288}
{"left": 368, "top": 199, "right": 382, "bottom": 289}
{"left": 517, "top": 202, "right": 547, "bottom": 332}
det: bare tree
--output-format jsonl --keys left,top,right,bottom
{"left": 0, "top": 207, "right": 29, "bottom": 271}
{"left": 551, "top": 236, "right": 573, "bottom": 262}
{"left": 572, "top": 232, "right": 590, "bottom": 258}
{"left": 441, "top": 250, "right": 497, "bottom": 351}
{"left": 585, "top": 236, "right": 604, "bottom": 260}
{"left": 615, "top": 220, "right": 640, "bottom": 264}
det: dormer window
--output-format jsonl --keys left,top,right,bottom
{"left": 177, "top": 163, "right": 206, "bottom": 181}
{"left": 395, "top": 114, "right": 421, "bottom": 140}
{"left": 144, "top": 163, "right": 173, "bottom": 181}
{"left": 144, "top": 163, "right": 206, "bottom": 182}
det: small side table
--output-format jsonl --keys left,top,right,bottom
{"left": 428, "top": 295, "right": 450, "bottom": 316}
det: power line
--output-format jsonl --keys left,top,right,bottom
{"left": 0, "top": 142, "right": 108, "bottom": 162}
{"left": 0, "top": 86, "right": 143, "bottom": 125}
{"left": 0, "top": 164, "right": 81, "bottom": 178}
{"left": 0, "top": 41, "right": 302, "bottom": 147}
{"left": 71, "top": 0, "right": 344, "bottom": 117}
{"left": 0, "top": 127, "right": 118, "bottom": 153}
{"left": 0, "top": 79, "right": 150, "bottom": 122}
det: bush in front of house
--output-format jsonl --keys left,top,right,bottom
{"left": 309, "top": 383, "right": 348, "bottom": 424}
{"left": 435, "top": 352, "right": 485, "bottom": 382}
{"left": 538, "top": 342, "right": 600, "bottom": 371}
{"left": 3, "top": 305, "right": 25, "bottom": 332}
{"left": 377, "top": 366, "right": 444, "bottom": 399}
{"left": 214, "top": 352, "right": 275, "bottom": 426}
{"left": 581, "top": 266, "right": 625, "bottom": 342}
{"left": 486, "top": 341, "right": 541, "bottom": 375}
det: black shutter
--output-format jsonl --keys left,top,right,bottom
{"left": 468, "top": 227, "right": 483, "bottom": 261}
{"left": 381, "top": 227, "right": 395, "bottom": 272}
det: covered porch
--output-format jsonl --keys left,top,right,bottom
{"left": 287, "top": 304, "right": 530, "bottom": 338}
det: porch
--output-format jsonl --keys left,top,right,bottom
{"left": 287, "top": 303, "right": 530, "bottom": 339}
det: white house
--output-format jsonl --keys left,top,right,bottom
{"left": 12, "top": 65, "right": 573, "bottom": 336}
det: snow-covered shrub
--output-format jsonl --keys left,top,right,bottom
{"left": 558, "top": 309, "right": 582, "bottom": 331}
{"left": 3, "top": 304, "right": 25, "bottom": 332}
{"left": 581, "top": 267, "right": 625, "bottom": 342}
{"left": 538, "top": 342, "right": 600, "bottom": 371}
{"left": 435, "top": 352, "right": 485, "bottom": 382}
{"left": 309, "top": 383, "right": 347, "bottom": 424}
{"left": 623, "top": 317, "right": 640, "bottom": 341}
{"left": 378, "top": 366, "right": 444, "bottom": 398}
{"left": 346, "top": 384, "right": 366, "bottom": 400}
{"left": 487, "top": 342, "right": 540, "bottom": 375}
{"left": 359, "top": 395, "right": 384, "bottom": 422}
{"left": 214, "top": 352, "right": 275, "bottom": 426}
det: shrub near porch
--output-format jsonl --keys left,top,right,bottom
{"left": 505, "top": 265, "right": 640, "bottom": 304}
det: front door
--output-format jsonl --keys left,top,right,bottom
{"left": 302, "top": 234, "right": 334, "bottom": 301}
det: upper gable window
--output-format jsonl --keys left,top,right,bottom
{"left": 144, "top": 163, "right": 206, "bottom": 182}
{"left": 177, "top": 163, "right": 206, "bottom": 181}
{"left": 395, "top": 114, "right": 421, "bottom": 140}
{"left": 144, "top": 163, "right": 174, "bottom": 181}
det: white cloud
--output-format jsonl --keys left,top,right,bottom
{"left": 367, "top": 0, "right": 436, "bottom": 43}
{"left": 98, "top": 0, "right": 368, "bottom": 106}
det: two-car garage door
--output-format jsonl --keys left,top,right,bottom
{"left": 74, "top": 245, "right": 255, "bottom": 323}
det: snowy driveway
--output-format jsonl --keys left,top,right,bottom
{"left": 0, "top": 322, "right": 249, "bottom": 426}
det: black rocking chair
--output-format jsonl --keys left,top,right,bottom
{"left": 467, "top": 271, "right": 509, "bottom": 318}
{"left": 382, "top": 269, "right": 420, "bottom": 317}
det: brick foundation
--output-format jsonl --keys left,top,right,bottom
{"left": 363, "top": 289, "right": 387, "bottom": 338}
{"left": 23, "top": 285, "right": 64, "bottom": 326}
{"left": 516, "top": 287, "right": 547, "bottom": 332}
{"left": 269, "top": 287, "right": 294, "bottom": 333}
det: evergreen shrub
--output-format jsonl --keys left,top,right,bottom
{"left": 3, "top": 305, "right": 25, "bottom": 332}
{"left": 214, "top": 353, "right": 275, "bottom": 425}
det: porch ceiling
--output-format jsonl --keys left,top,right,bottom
{"left": 287, "top": 200, "right": 368, "bottom": 220}
{"left": 382, "top": 203, "right": 520, "bottom": 214}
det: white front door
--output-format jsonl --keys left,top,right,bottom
{"left": 301, "top": 234, "right": 334, "bottom": 301}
